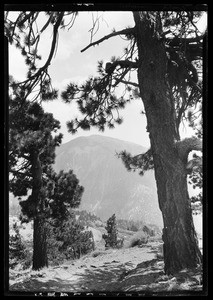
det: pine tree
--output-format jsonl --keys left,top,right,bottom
{"left": 60, "top": 10, "right": 205, "bottom": 274}
{"left": 6, "top": 11, "right": 84, "bottom": 270}
{"left": 103, "top": 214, "right": 118, "bottom": 249}
{"left": 9, "top": 96, "right": 84, "bottom": 270}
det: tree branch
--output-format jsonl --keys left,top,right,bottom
{"left": 117, "top": 148, "right": 153, "bottom": 175}
{"left": 186, "top": 156, "right": 202, "bottom": 173}
{"left": 18, "top": 12, "right": 64, "bottom": 87}
{"left": 107, "top": 60, "right": 139, "bottom": 74}
{"left": 165, "top": 33, "right": 205, "bottom": 46}
{"left": 175, "top": 137, "right": 202, "bottom": 162}
{"left": 118, "top": 79, "right": 139, "bottom": 88}
{"left": 10, "top": 169, "right": 32, "bottom": 178}
{"left": 81, "top": 27, "right": 135, "bottom": 53}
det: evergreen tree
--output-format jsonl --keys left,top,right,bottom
{"left": 6, "top": 11, "right": 84, "bottom": 270}
{"left": 103, "top": 214, "right": 118, "bottom": 249}
{"left": 9, "top": 95, "right": 83, "bottom": 270}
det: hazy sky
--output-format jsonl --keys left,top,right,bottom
{"left": 8, "top": 11, "right": 207, "bottom": 147}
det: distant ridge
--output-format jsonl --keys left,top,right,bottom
{"left": 62, "top": 134, "right": 146, "bottom": 146}
{"left": 54, "top": 135, "right": 163, "bottom": 227}
{"left": 60, "top": 134, "right": 148, "bottom": 150}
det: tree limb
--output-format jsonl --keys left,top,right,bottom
{"left": 81, "top": 27, "right": 135, "bottom": 53}
{"left": 108, "top": 59, "right": 139, "bottom": 72}
{"left": 39, "top": 13, "right": 54, "bottom": 35}
{"left": 10, "top": 169, "right": 32, "bottom": 178}
{"left": 18, "top": 12, "right": 64, "bottom": 87}
{"left": 175, "top": 137, "right": 202, "bottom": 161}
{"left": 165, "top": 33, "right": 205, "bottom": 46}
{"left": 117, "top": 79, "right": 139, "bottom": 88}
{"left": 117, "top": 148, "right": 154, "bottom": 175}
{"left": 186, "top": 156, "right": 202, "bottom": 173}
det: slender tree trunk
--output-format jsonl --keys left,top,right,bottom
{"left": 31, "top": 151, "right": 48, "bottom": 270}
{"left": 133, "top": 11, "right": 202, "bottom": 274}
{"left": 33, "top": 216, "right": 48, "bottom": 270}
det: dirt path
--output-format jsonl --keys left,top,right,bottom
{"left": 9, "top": 242, "right": 202, "bottom": 293}
{"left": 9, "top": 245, "right": 157, "bottom": 292}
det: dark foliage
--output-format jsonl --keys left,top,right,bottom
{"left": 117, "top": 148, "right": 154, "bottom": 176}
{"left": 47, "top": 217, "right": 95, "bottom": 264}
{"left": 9, "top": 223, "right": 32, "bottom": 269}
{"left": 102, "top": 214, "right": 119, "bottom": 249}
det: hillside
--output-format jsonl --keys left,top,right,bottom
{"left": 54, "top": 135, "right": 163, "bottom": 227}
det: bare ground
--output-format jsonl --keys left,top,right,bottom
{"left": 9, "top": 241, "right": 202, "bottom": 294}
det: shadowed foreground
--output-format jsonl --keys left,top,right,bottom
{"left": 9, "top": 242, "right": 202, "bottom": 293}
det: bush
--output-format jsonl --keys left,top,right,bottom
{"left": 9, "top": 222, "right": 32, "bottom": 269}
{"left": 117, "top": 219, "right": 144, "bottom": 231}
{"left": 92, "top": 250, "right": 105, "bottom": 257}
{"left": 142, "top": 225, "right": 155, "bottom": 236}
{"left": 47, "top": 218, "right": 95, "bottom": 265}
{"left": 128, "top": 230, "right": 149, "bottom": 247}
{"left": 116, "top": 237, "right": 124, "bottom": 248}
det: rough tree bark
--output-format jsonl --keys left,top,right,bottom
{"left": 33, "top": 217, "right": 48, "bottom": 270}
{"left": 133, "top": 11, "right": 202, "bottom": 274}
{"left": 31, "top": 151, "right": 48, "bottom": 270}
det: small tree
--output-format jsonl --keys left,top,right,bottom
{"left": 102, "top": 214, "right": 118, "bottom": 249}
{"left": 49, "top": 218, "right": 94, "bottom": 262}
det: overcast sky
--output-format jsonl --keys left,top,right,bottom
{"left": 8, "top": 11, "right": 207, "bottom": 147}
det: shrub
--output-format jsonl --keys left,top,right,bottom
{"left": 9, "top": 222, "right": 32, "bottom": 269}
{"left": 128, "top": 230, "right": 149, "bottom": 248}
{"left": 92, "top": 250, "right": 104, "bottom": 257}
{"left": 142, "top": 225, "right": 155, "bottom": 236}
{"left": 127, "top": 223, "right": 139, "bottom": 232}
{"left": 47, "top": 218, "right": 95, "bottom": 265}
{"left": 116, "top": 237, "right": 124, "bottom": 248}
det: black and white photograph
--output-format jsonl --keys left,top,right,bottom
{"left": 5, "top": 4, "right": 207, "bottom": 296}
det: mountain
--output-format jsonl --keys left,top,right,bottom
{"left": 54, "top": 135, "right": 163, "bottom": 227}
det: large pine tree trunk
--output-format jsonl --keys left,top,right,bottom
{"left": 133, "top": 11, "right": 202, "bottom": 274}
